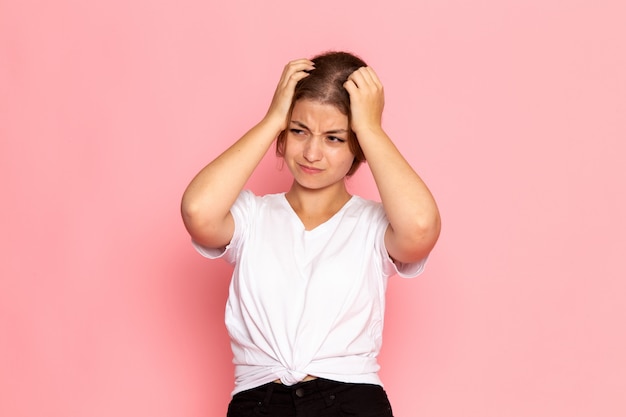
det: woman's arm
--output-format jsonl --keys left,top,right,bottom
{"left": 344, "top": 67, "right": 441, "bottom": 263}
{"left": 181, "top": 59, "right": 314, "bottom": 249}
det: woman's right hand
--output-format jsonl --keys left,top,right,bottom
{"left": 265, "top": 59, "right": 315, "bottom": 130}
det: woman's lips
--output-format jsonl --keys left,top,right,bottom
{"left": 298, "top": 164, "right": 323, "bottom": 174}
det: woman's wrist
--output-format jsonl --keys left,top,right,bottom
{"left": 258, "top": 113, "right": 288, "bottom": 138}
{"left": 353, "top": 124, "right": 387, "bottom": 146}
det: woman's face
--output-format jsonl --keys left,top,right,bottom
{"left": 283, "top": 99, "right": 355, "bottom": 192}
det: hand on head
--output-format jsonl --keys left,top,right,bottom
{"left": 343, "top": 66, "right": 385, "bottom": 135}
{"left": 266, "top": 59, "right": 315, "bottom": 131}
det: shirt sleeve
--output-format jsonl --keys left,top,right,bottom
{"left": 389, "top": 254, "right": 428, "bottom": 278}
{"left": 375, "top": 206, "right": 429, "bottom": 279}
{"left": 191, "top": 189, "right": 256, "bottom": 265}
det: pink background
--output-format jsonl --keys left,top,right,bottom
{"left": 2, "top": 0, "right": 625, "bottom": 416}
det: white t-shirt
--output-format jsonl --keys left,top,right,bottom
{"left": 193, "top": 190, "right": 427, "bottom": 395}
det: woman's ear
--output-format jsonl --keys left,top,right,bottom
{"left": 275, "top": 130, "right": 287, "bottom": 157}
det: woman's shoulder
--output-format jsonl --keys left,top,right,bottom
{"left": 237, "top": 190, "right": 288, "bottom": 210}
{"left": 256, "top": 191, "right": 287, "bottom": 205}
{"left": 347, "top": 195, "right": 386, "bottom": 219}
{"left": 350, "top": 194, "right": 383, "bottom": 209}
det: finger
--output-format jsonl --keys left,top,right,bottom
{"left": 347, "top": 67, "right": 375, "bottom": 89}
{"left": 282, "top": 69, "right": 313, "bottom": 84}
{"left": 287, "top": 58, "right": 315, "bottom": 66}
{"left": 286, "top": 69, "right": 311, "bottom": 86}
{"left": 362, "top": 67, "right": 382, "bottom": 88}
{"left": 343, "top": 78, "right": 358, "bottom": 95}
{"left": 358, "top": 67, "right": 376, "bottom": 85}
{"left": 285, "top": 58, "right": 315, "bottom": 72}
{"left": 355, "top": 67, "right": 381, "bottom": 89}
{"left": 284, "top": 59, "right": 315, "bottom": 74}
{"left": 346, "top": 69, "right": 365, "bottom": 89}
{"left": 279, "top": 61, "right": 314, "bottom": 89}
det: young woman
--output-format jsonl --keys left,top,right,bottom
{"left": 181, "top": 51, "right": 441, "bottom": 417}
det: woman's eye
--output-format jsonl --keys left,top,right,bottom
{"left": 327, "top": 136, "right": 346, "bottom": 143}
{"left": 290, "top": 129, "right": 305, "bottom": 135}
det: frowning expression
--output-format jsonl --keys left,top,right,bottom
{"left": 283, "top": 99, "right": 355, "bottom": 191}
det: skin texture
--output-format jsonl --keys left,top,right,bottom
{"left": 181, "top": 58, "right": 440, "bottom": 263}
{"left": 283, "top": 99, "right": 355, "bottom": 229}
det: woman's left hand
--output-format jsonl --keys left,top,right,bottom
{"left": 343, "top": 66, "right": 385, "bottom": 135}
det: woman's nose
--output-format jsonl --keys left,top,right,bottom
{"left": 303, "top": 138, "right": 322, "bottom": 162}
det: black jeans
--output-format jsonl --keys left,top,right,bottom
{"left": 226, "top": 378, "right": 394, "bottom": 417}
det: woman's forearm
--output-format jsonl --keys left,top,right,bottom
{"left": 358, "top": 127, "right": 441, "bottom": 262}
{"left": 181, "top": 118, "right": 281, "bottom": 236}
{"left": 181, "top": 59, "right": 314, "bottom": 245}
{"left": 344, "top": 67, "right": 440, "bottom": 262}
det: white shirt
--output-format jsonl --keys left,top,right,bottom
{"left": 193, "top": 190, "right": 426, "bottom": 395}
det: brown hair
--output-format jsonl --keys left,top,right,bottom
{"left": 276, "top": 51, "right": 367, "bottom": 177}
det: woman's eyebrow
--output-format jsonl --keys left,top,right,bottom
{"left": 290, "top": 120, "right": 348, "bottom": 135}
{"left": 290, "top": 121, "right": 311, "bottom": 131}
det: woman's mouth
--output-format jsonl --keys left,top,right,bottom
{"left": 298, "top": 164, "right": 323, "bottom": 174}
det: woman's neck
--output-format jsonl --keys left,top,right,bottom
{"left": 285, "top": 182, "right": 352, "bottom": 230}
